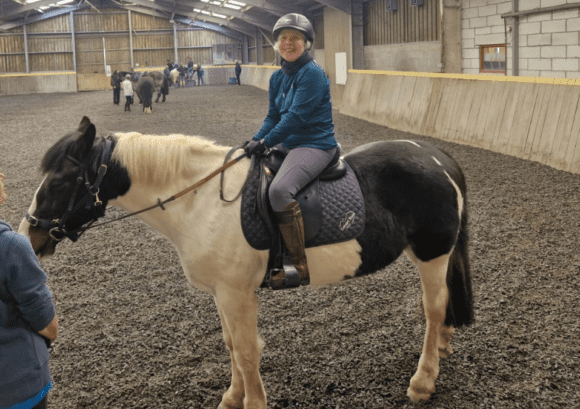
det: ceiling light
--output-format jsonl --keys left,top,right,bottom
{"left": 213, "top": 13, "right": 227, "bottom": 18}
{"left": 223, "top": 3, "right": 240, "bottom": 9}
{"left": 201, "top": 10, "right": 210, "bottom": 15}
{"left": 193, "top": 8, "right": 201, "bottom": 12}
{"left": 228, "top": 0, "right": 246, "bottom": 6}
{"left": 210, "top": 1, "right": 221, "bottom": 4}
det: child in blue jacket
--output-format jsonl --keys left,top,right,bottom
{"left": 0, "top": 173, "right": 59, "bottom": 409}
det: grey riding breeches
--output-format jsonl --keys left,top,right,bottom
{"left": 269, "top": 144, "right": 338, "bottom": 212}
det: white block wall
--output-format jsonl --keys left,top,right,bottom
{"left": 462, "top": 0, "right": 580, "bottom": 78}
{"left": 363, "top": 42, "right": 442, "bottom": 72}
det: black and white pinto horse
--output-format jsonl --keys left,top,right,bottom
{"left": 20, "top": 117, "right": 473, "bottom": 408}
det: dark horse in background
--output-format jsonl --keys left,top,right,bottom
{"left": 148, "top": 71, "right": 170, "bottom": 103}
{"left": 137, "top": 73, "right": 155, "bottom": 114}
{"left": 20, "top": 117, "right": 474, "bottom": 408}
{"left": 112, "top": 71, "right": 169, "bottom": 105}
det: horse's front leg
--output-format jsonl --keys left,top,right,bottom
{"left": 216, "top": 307, "right": 245, "bottom": 409}
{"left": 406, "top": 251, "right": 451, "bottom": 402}
{"left": 215, "top": 290, "right": 266, "bottom": 409}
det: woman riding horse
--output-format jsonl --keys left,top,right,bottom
{"left": 245, "top": 13, "right": 337, "bottom": 286}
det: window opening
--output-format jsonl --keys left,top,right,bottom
{"left": 480, "top": 45, "right": 506, "bottom": 73}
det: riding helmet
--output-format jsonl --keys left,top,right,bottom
{"left": 272, "top": 13, "right": 314, "bottom": 43}
{"left": 125, "top": 74, "right": 131, "bottom": 79}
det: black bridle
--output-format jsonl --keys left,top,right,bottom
{"left": 25, "top": 140, "right": 113, "bottom": 243}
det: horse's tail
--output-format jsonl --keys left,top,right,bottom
{"left": 444, "top": 198, "right": 474, "bottom": 328}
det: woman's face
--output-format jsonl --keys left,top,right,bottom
{"left": 278, "top": 29, "right": 306, "bottom": 62}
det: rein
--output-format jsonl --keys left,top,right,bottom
{"left": 87, "top": 150, "right": 248, "bottom": 231}
{"left": 27, "top": 141, "right": 249, "bottom": 242}
{"left": 220, "top": 141, "right": 254, "bottom": 202}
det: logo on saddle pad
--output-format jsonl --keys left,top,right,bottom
{"left": 339, "top": 211, "right": 357, "bottom": 231}
{"left": 240, "top": 157, "right": 366, "bottom": 250}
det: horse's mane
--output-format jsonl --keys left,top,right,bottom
{"left": 112, "top": 132, "right": 227, "bottom": 188}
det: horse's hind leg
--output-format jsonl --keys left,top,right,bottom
{"left": 215, "top": 290, "right": 266, "bottom": 409}
{"left": 439, "top": 325, "right": 455, "bottom": 358}
{"left": 404, "top": 248, "right": 452, "bottom": 402}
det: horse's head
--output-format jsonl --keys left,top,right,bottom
{"left": 19, "top": 116, "right": 130, "bottom": 258}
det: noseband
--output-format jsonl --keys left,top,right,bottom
{"left": 25, "top": 140, "right": 113, "bottom": 243}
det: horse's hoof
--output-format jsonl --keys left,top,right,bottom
{"left": 407, "top": 386, "right": 433, "bottom": 403}
{"left": 407, "top": 371, "right": 435, "bottom": 403}
{"left": 217, "top": 399, "right": 243, "bottom": 409}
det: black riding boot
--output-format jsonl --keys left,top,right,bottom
{"left": 273, "top": 201, "right": 310, "bottom": 286}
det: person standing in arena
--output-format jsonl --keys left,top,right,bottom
{"left": 234, "top": 61, "right": 242, "bottom": 85}
{"left": 178, "top": 64, "right": 187, "bottom": 87}
{"left": 244, "top": 14, "right": 338, "bottom": 286}
{"left": 110, "top": 70, "right": 121, "bottom": 105}
{"left": 122, "top": 74, "right": 134, "bottom": 112}
{"left": 187, "top": 58, "right": 194, "bottom": 80}
{"left": 0, "top": 172, "right": 59, "bottom": 409}
{"left": 197, "top": 64, "right": 204, "bottom": 85}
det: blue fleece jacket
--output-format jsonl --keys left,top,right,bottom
{"left": 0, "top": 221, "right": 54, "bottom": 407}
{"left": 253, "top": 61, "right": 338, "bottom": 150}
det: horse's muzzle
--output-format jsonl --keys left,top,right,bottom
{"left": 29, "top": 226, "right": 58, "bottom": 258}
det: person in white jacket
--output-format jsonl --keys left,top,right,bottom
{"left": 122, "top": 74, "right": 134, "bottom": 112}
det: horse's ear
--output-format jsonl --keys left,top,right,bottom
{"left": 73, "top": 116, "right": 96, "bottom": 160}
{"left": 78, "top": 116, "right": 92, "bottom": 132}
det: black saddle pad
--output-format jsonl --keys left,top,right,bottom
{"left": 241, "top": 158, "right": 365, "bottom": 250}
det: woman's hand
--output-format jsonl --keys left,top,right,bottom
{"left": 39, "top": 314, "right": 59, "bottom": 342}
{"left": 245, "top": 139, "right": 267, "bottom": 157}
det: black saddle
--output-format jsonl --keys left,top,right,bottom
{"left": 239, "top": 145, "right": 366, "bottom": 289}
